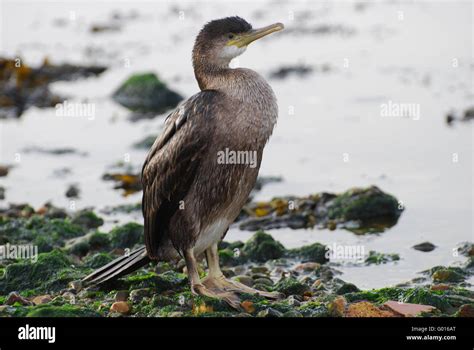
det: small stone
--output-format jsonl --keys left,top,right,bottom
{"left": 293, "top": 262, "right": 321, "bottom": 272}
{"left": 287, "top": 295, "right": 301, "bottom": 306}
{"left": 232, "top": 275, "right": 253, "bottom": 287}
{"left": 250, "top": 266, "right": 269, "bottom": 274}
{"left": 283, "top": 310, "right": 303, "bottom": 317}
{"left": 257, "top": 308, "right": 283, "bottom": 318}
{"left": 384, "top": 300, "right": 435, "bottom": 317}
{"left": 456, "top": 304, "right": 474, "bottom": 317}
{"left": 6, "top": 292, "right": 32, "bottom": 306}
{"left": 114, "top": 290, "right": 129, "bottom": 302}
{"left": 233, "top": 265, "right": 247, "bottom": 275}
{"left": 110, "top": 301, "right": 131, "bottom": 314}
{"left": 129, "top": 288, "right": 150, "bottom": 303}
{"left": 328, "top": 296, "right": 346, "bottom": 317}
{"left": 168, "top": 311, "right": 184, "bottom": 317}
{"left": 65, "top": 184, "right": 80, "bottom": 198}
{"left": 31, "top": 295, "right": 52, "bottom": 305}
{"left": 68, "top": 280, "right": 83, "bottom": 292}
{"left": 336, "top": 283, "right": 360, "bottom": 295}
{"left": 413, "top": 242, "right": 436, "bottom": 252}
{"left": 430, "top": 284, "right": 450, "bottom": 291}
{"left": 432, "top": 268, "right": 465, "bottom": 283}
{"left": 240, "top": 300, "right": 255, "bottom": 314}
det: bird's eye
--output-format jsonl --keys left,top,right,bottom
{"left": 228, "top": 34, "right": 235, "bottom": 39}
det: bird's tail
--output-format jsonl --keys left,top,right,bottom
{"left": 82, "top": 246, "right": 151, "bottom": 285}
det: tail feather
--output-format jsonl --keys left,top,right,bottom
{"left": 83, "top": 246, "right": 151, "bottom": 285}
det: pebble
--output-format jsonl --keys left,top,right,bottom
{"left": 240, "top": 301, "right": 255, "bottom": 314}
{"left": 293, "top": 262, "right": 321, "bottom": 272}
{"left": 232, "top": 275, "right": 253, "bottom": 287}
{"left": 257, "top": 308, "right": 283, "bottom": 318}
{"left": 129, "top": 288, "right": 150, "bottom": 303}
{"left": 253, "top": 277, "right": 273, "bottom": 286}
{"left": 413, "top": 242, "right": 436, "bottom": 252}
{"left": 110, "top": 301, "right": 131, "bottom": 314}
{"left": 31, "top": 295, "right": 52, "bottom": 305}
{"left": 6, "top": 292, "right": 32, "bottom": 306}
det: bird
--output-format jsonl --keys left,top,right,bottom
{"left": 83, "top": 16, "right": 284, "bottom": 308}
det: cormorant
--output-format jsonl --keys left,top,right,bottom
{"left": 84, "top": 16, "right": 284, "bottom": 308}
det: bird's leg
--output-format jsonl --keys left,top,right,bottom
{"left": 203, "top": 243, "right": 282, "bottom": 300}
{"left": 184, "top": 248, "right": 241, "bottom": 309}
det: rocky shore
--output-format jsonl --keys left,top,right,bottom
{"left": 0, "top": 202, "right": 472, "bottom": 318}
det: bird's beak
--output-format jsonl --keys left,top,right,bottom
{"left": 228, "top": 23, "right": 284, "bottom": 48}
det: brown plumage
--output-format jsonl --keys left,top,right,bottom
{"left": 84, "top": 16, "right": 284, "bottom": 308}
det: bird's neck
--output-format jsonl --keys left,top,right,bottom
{"left": 193, "top": 61, "right": 232, "bottom": 91}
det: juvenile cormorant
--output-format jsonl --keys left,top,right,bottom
{"left": 84, "top": 16, "right": 284, "bottom": 308}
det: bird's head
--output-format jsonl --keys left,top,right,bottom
{"left": 192, "top": 16, "right": 284, "bottom": 69}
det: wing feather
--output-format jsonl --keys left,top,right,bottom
{"left": 141, "top": 91, "right": 218, "bottom": 258}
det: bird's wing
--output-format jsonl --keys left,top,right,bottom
{"left": 141, "top": 90, "right": 219, "bottom": 258}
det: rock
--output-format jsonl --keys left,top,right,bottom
{"left": 0, "top": 186, "right": 5, "bottom": 200}
{"left": 327, "top": 186, "right": 403, "bottom": 224}
{"left": 114, "top": 290, "right": 129, "bottom": 302}
{"left": 283, "top": 310, "right": 303, "bottom": 317}
{"left": 458, "top": 242, "right": 474, "bottom": 257}
{"left": 257, "top": 308, "right": 283, "bottom": 317}
{"left": 383, "top": 300, "right": 435, "bottom": 317}
{"left": 70, "top": 210, "right": 104, "bottom": 230}
{"left": 240, "top": 300, "right": 255, "bottom": 314}
{"left": 65, "top": 184, "right": 80, "bottom": 198}
{"left": 242, "top": 231, "right": 285, "bottom": 262}
{"left": 232, "top": 275, "right": 253, "bottom": 287}
{"left": 0, "top": 165, "right": 9, "bottom": 177}
{"left": 0, "top": 249, "right": 74, "bottom": 293}
{"left": 347, "top": 301, "right": 397, "bottom": 317}
{"left": 112, "top": 73, "right": 183, "bottom": 114}
{"left": 293, "top": 262, "right": 321, "bottom": 272}
{"left": 168, "top": 311, "right": 184, "bottom": 317}
{"left": 269, "top": 64, "right": 313, "bottom": 80}
{"left": 110, "top": 301, "right": 131, "bottom": 314}
{"left": 102, "top": 172, "right": 142, "bottom": 195}
{"left": 413, "top": 242, "right": 436, "bottom": 252}
{"left": 289, "top": 243, "right": 328, "bottom": 264}
{"left": 336, "top": 283, "right": 360, "bottom": 295}
{"left": 129, "top": 288, "right": 150, "bottom": 303}
{"left": 0, "top": 57, "right": 106, "bottom": 118}
{"left": 365, "top": 251, "right": 400, "bottom": 265}
{"left": 253, "top": 277, "right": 273, "bottom": 287}
{"left": 456, "top": 304, "right": 474, "bottom": 317}
{"left": 83, "top": 252, "right": 114, "bottom": 269}
{"left": 109, "top": 223, "right": 144, "bottom": 249}
{"left": 287, "top": 295, "right": 301, "bottom": 306}
{"left": 31, "top": 295, "right": 52, "bottom": 305}
{"left": 328, "top": 296, "right": 347, "bottom": 317}
{"left": 68, "top": 280, "right": 82, "bottom": 291}
{"left": 430, "top": 284, "right": 450, "bottom": 291}
{"left": 431, "top": 268, "right": 465, "bottom": 283}
{"left": 6, "top": 291, "right": 32, "bottom": 306}
{"left": 250, "top": 266, "right": 269, "bottom": 274}
{"left": 274, "top": 277, "right": 310, "bottom": 296}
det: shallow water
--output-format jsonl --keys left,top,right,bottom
{"left": 0, "top": 0, "right": 472, "bottom": 289}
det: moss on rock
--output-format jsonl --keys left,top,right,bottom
{"left": 109, "top": 223, "right": 144, "bottom": 249}
{"left": 242, "top": 231, "right": 285, "bottom": 262}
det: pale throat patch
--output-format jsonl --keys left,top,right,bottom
{"left": 221, "top": 45, "right": 247, "bottom": 60}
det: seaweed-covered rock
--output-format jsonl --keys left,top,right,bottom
{"left": 126, "top": 271, "right": 187, "bottom": 293}
{"left": 241, "top": 231, "right": 285, "bottom": 262}
{"left": 336, "top": 282, "right": 360, "bottom": 295}
{"left": 0, "top": 250, "right": 74, "bottom": 293}
{"left": 83, "top": 252, "right": 114, "bottom": 269}
{"left": 273, "top": 277, "right": 309, "bottom": 296}
{"left": 0, "top": 215, "right": 86, "bottom": 253}
{"left": 431, "top": 267, "right": 465, "bottom": 283}
{"left": 289, "top": 242, "right": 328, "bottom": 264}
{"left": 26, "top": 304, "right": 100, "bottom": 317}
{"left": 112, "top": 73, "right": 183, "bottom": 113}
{"left": 364, "top": 251, "right": 400, "bottom": 265}
{"left": 109, "top": 223, "right": 144, "bottom": 249}
{"left": 237, "top": 186, "right": 403, "bottom": 233}
{"left": 71, "top": 210, "right": 104, "bottom": 230}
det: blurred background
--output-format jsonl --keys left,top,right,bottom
{"left": 0, "top": 0, "right": 472, "bottom": 289}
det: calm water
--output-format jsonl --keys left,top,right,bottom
{"left": 0, "top": 0, "right": 472, "bottom": 289}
